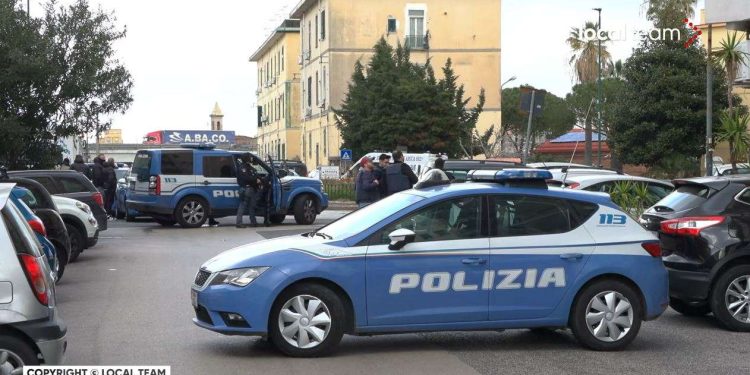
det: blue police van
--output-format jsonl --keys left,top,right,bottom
{"left": 126, "top": 144, "right": 328, "bottom": 228}
{"left": 191, "top": 169, "right": 669, "bottom": 356}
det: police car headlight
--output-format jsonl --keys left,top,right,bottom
{"left": 211, "top": 267, "right": 269, "bottom": 287}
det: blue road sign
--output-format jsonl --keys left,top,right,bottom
{"left": 340, "top": 149, "right": 353, "bottom": 161}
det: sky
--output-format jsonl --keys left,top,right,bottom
{"left": 26, "top": 0, "right": 703, "bottom": 143}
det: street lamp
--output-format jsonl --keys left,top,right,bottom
{"left": 593, "top": 7, "right": 603, "bottom": 168}
{"left": 501, "top": 76, "right": 517, "bottom": 88}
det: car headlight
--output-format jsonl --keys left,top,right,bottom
{"left": 75, "top": 201, "right": 91, "bottom": 213}
{"left": 210, "top": 267, "right": 268, "bottom": 287}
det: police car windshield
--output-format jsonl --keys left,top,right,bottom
{"left": 316, "top": 193, "right": 424, "bottom": 240}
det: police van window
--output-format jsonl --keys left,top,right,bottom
{"left": 161, "top": 151, "right": 194, "bottom": 175}
{"left": 59, "top": 176, "right": 90, "bottom": 193}
{"left": 133, "top": 152, "right": 152, "bottom": 182}
{"left": 492, "top": 195, "right": 573, "bottom": 236}
{"left": 379, "top": 196, "right": 482, "bottom": 244}
{"left": 203, "top": 156, "right": 236, "bottom": 178}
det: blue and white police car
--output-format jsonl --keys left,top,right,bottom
{"left": 191, "top": 169, "right": 668, "bottom": 356}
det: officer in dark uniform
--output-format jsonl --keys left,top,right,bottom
{"left": 236, "top": 154, "right": 260, "bottom": 228}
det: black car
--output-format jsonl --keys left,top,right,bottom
{"left": 8, "top": 170, "right": 108, "bottom": 231}
{"left": 277, "top": 160, "right": 308, "bottom": 177}
{"left": 443, "top": 160, "right": 522, "bottom": 182}
{"left": 1, "top": 175, "right": 71, "bottom": 279}
{"left": 640, "top": 176, "right": 750, "bottom": 331}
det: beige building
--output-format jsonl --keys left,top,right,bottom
{"left": 99, "top": 129, "right": 123, "bottom": 144}
{"left": 290, "top": 0, "right": 501, "bottom": 168}
{"left": 250, "top": 19, "right": 303, "bottom": 161}
{"left": 210, "top": 102, "right": 224, "bottom": 131}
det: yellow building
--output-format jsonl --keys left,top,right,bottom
{"left": 290, "top": 0, "right": 501, "bottom": 168}
{"left": 698, "top": 9, "right": 750, "bottom": 163}
{"left": 99, "top": 129, "right": 123, "bottom": 144}
{"left": 250, "top": 19, "right": 303, "bottom": 161}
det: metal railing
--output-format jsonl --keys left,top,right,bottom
{"left": 405, "top": 35, "right": 427, "bottom": 50}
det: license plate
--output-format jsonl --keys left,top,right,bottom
{"left": 191, "top": 289, "right": 198, "bottom": 308}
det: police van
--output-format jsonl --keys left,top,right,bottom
{"left": 191, "top": 169, "right": 668, "bottom": 356}
{"left": 126, "top": 144, "right": 328, "bottom": 228}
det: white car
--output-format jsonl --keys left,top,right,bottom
{"left": 550, "top": 174, "right": 674, "bottom": 203}
{"left": 51, "top": 196, "right": 98, "bottom": 262}
{"left": 713, "top": 163, "right": 750, "bottom": 176}
{"left": 546, "top": 167, "right": 621, "bottom": 181}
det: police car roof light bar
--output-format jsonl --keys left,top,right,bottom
{"left": 467, "top": 169, "right": 552, "bottom": 189}
{"left": 180, "top": 142, "right": 217, "bottom": 150}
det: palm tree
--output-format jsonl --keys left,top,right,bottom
{"left": 715, "top": 110, "right": 750, "bottom": 171}
{"left": 566, "top": 21, "right": 612, "bottom": 83}
{"left": 713, "top": 32, "right": 750, "bottom": 114}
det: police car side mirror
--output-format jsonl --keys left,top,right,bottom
{"left": 388, "top": 228, "right": 416, "bottom": 251}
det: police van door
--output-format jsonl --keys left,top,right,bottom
{"left": 487, "top": 195, "right": 596, "bottom": 320}
{"left": 198, "top": 154, "right": 239, "bottom": 215}
{"left": 366, "top": 196, "right": 489, "bottom": 326}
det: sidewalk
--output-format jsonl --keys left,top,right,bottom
{"left": 328, "top": 200, "right": 357, "bottom": 211}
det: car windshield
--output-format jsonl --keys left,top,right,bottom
{"left": 316, "top": 192, "right": 424, "bottom": 240}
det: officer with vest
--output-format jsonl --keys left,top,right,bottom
{"left": 384, "top": 150, "right": 418, "bottom": 196}
{"left": 236, "top": 154, "right": 260, "bottom": 228}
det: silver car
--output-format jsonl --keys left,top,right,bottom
{"left": 0, "top": 183, "right": 67, "bottom": 371}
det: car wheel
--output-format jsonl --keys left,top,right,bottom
{"left": 269, "top": 214, "right": 286, "bottom": 225}
{"left": 65, "top": 223, "right": 84, "bottom": 262}
{"left": 52, "top": 241, "right": 69, "bottom": 283}
{"left": 175, "top": 197, "right": 209, "bottom": 228}
{"left": 670, "top": 298, "right": 710, "bottom": 316}
{"left": 293, "top": 196, "right": 316, "bottom": 225}
{"left": 710, "top": 265, "right": 750, "bottom": 331}
{"left": 269, "top": 284, "right": 345, "bottom": 357}
{"left": 0, "top": 334, "right": 40, "bottom": 373}
{"left": 570, "top": 279, "right": 642, "bottom": 351}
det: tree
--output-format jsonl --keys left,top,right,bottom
{"left": 500, "top": 86, "right": 574, "bottom": 156}
{"left": 335, "top": 38, "right": 484, "bottom": 157}
{"left": 566, "top": 21, "right": 613, "bottom": 84}
{"left": 713, "top": 32, "right": 750, "bottom": 114}
{"left": 610, "top": 38, "right": 730, "bottom": 168}
{"left": 715, "top": 110, "right": 750, "bottom": 171}
{"left": 643, "top": 0, "right": 696, "bottom": 28}
{"left": 0, "top": 0, "right": 132, "bottom": 169}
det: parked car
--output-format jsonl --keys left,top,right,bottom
{"left": 527, "top": 162, "right": 594, "bottom": 169}
{"left": 127, "top": 144, "right": 328, "bottom": 228}
{"left": 442, "top": 160, "right": 522, "bottom": 182}
{"left": 114, "top": 169, "right": 142, "bottom": 221}
{"left": 8, "top": 170, "right": 108, "bottom": 231}
{"left": 9, "top": 190, "right": 60, "bottom": 281}
{"left": 51, "top": 196, "right": 99, "bottom": 262}
{"left": 545, "top": 167, "right": 621, "bottom": 181}
{"left": 640, "top": 176, "right": 750, "bottom": 331}
{"left": 276, "top": 160, "right": 308, "bottom": 178}
{"left": 550, "top": 175, "right": 674, "bottom": 207}
{"left": 0, "top": 183, "right": 67, "bottom": 368}
{"left": 0, "top": 175, "right": 71, "bottom": 280}
{"left": 713, "top": 163, "right": 750, "bottom": 176}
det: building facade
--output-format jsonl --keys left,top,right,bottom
{"left": 290, "top": 0, "right": 502, "bottom": 169}
{"left": 250, "top": 19, "right": 303, "bottom": 161}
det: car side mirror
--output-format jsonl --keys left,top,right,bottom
{"left": 277, "top": 169, "right": 289, "bottom": 178}
{"left": 388, "top": 228, "right": 416, "bottom": 251}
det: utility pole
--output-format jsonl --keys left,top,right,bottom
{"left": 706, "top": 24, "right": 714, "bottom": 176}
{"left": 522, "top": 90, "right": 536, "bottom": 164}
{"left": 594, "top": 7, "right": 603, "bottom": 168}
{"left": 27, "top": 0, "right": 30, "bottom": 18}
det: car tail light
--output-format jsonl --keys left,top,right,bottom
{"left": 149, "top": 175, "right": 161, "bottom": 195}
{"left": 660, "top": 216, "right": 725, "bottom": 237}
{"left": 18, "top": 253, "right": 49, "bottom": 305}
{"left": 92, "top": 192, "right": 104, "bottom": 208}
{"left": 28, "top": 217, "right": 46, "bottom": 237}
{"left": 567, "top": 182, "right": 580, "bottom": 189}
{"left": 641, "top": 241, "right": 661, "bottom": 257}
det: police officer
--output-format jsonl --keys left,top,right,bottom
{"left": 236, "top": 154, "right": 260, "bottom": 228}
{"left": 384, "top": 150, "right": 418, "bottom": 196}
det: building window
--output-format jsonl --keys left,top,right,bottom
{"left": 315, "top": 71, "right": 319, "bottom": 106}
{"left": 308, "top": 21, "right": 312, "bottom": 52}
{"left": 282, "top": 143, "right": 286, "bottom": 159}
{"left": 309, "top": 133, "right": 312, "bottom": 158}
{"left": 323, "top": 128, "right": 327, "bottom": 155}
{"left": 259, "top": 68, "right": 263, "bottom": 87}
{"left": 322, "top": 67, "right": 327, "bottom": 104}
{"left": 387, "top": 17, "right": 397, "bottom": 33}
{"left": 281, "top": 47, "right": 284, "bottom": 71}
{"left": 307, "top": 76, "right": 312, "bottom": 107}
{"left": 407, "top": 8, "right": 426, "bottom": 49}
{"left": 315, "top": 15, "right": 318, "bottom": 48}
{"left": 320, "top": 11, "right": 326, "bottom": 40}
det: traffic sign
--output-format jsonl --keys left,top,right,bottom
{"left": 340, "top": 149, "right": 353, "bottom": 161}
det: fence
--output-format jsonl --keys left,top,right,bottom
{"left": 323, "top": 179, "right": 355, "bottom": 201}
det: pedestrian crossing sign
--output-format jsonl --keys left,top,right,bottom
{"left": 340, "top": 149, "right": 353, "bottom": 161}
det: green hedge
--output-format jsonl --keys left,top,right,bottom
{"left": 323, "top": 179, "right": 355, "bottom": 201}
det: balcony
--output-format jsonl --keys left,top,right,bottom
{"left": 405, "top": 34, "right": 428, "bottom": 50}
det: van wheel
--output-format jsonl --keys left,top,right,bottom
{"left": 293, "top": 196, "right": 316, "bottom": 225}
{"left": 710, "top": 265, "right": 750, "bottom": 331}
{"left": 269, "top": 214, "right": 286, "bottom": 225}
{"left": 66, "top": 223, "right": 84, "bottom": 262}
{"left": 570, "top": 279, "right": 642, "bottom": 351}
{"left": 0, "top": 335, "right": 40, "bottom": 371}
{"left": 176, "top": 197, "right": 209, "bottom": 228}
{"left": 269, "top": 284, "right": 345, "bottom": 357}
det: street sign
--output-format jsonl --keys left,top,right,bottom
{"left": 340, "top": 149, "right": 353, "bottom": 161}
{"left": 319, "top": 166, "right": 340, "bottom": 180}
{"left": 520, "top": 88, "right": 546, "bottom": 117}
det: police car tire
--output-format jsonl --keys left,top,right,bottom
{"left": 175, "top": 197, "right": 209, "bottom": 228}
{"left": 269, "top": 284, "right": 345, "bottom": 357}
{"left": 710, "top": 265, "right": 750, "bottom": 332}
{"left": 669, "top": 298, "right": 710, "bottom": 316}
{"left": 0, "top": 334, "right": 40, "bottom": 368}
{"left": 293, "top": 195, "right": 316, "bottom": 225}
{"left": 570, "top": 279, "right": 642, "bottom": 351}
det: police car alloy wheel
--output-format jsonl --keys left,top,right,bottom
{"left": 269, "top": 284, "right": 345, "bottom": 357}
{"left": 570, "top": 279, "right": 642, "bottom": 351}
{"left": 176, "top": 197, "right": 208, "bottom": 228}
{"left": 710, "top": 265, "right": 750, "bottom": 331}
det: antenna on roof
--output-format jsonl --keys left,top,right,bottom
{"left": 562, "top": 140, "right": 580, "bottom": 188}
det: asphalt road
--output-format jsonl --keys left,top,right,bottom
{"left": 55, "top": 213, "right": 750, "bottom": 375}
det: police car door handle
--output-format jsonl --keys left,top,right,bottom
{"left": 202, "top": 180, "right": 211, "bottom": 185}
{"left": 560, "top": 253, "right": 583, "bottom": 260}
{"left": 462, "top": 258, "right": 487, "bottom": 266}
